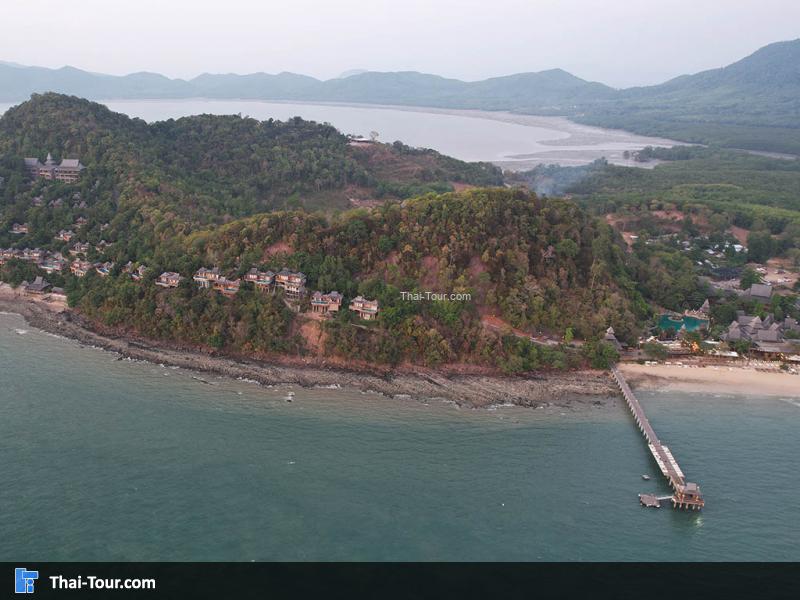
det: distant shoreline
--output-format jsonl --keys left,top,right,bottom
{"left": 0, "top": 288, "right": 617, "bottom": 410}
{"left": 1, "top": 97, "right": 683, "bottom": 169}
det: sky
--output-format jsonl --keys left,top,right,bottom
{"left": 2, "top": 0, "right": 799, "bottom": 88}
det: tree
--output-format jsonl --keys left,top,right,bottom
{"left": 740, "top": 267, "right": 762, "bottom": 290}
{"left": 747, "top": 231, "right": 774, "bottom": 263}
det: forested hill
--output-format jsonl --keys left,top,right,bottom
{"left": 0, "top": 93, "right": 502, "bottom": 224}
{"left": 576, "top": 39, "right": 800, "bottom": 154}
{"left": 60, "top": 189, "right": 644, "bottom": 371}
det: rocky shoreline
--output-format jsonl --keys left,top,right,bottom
{"left": 0, "top": 295, "right": 618, "bottom": 409}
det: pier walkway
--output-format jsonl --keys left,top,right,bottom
{"left": 611, "top": 366, "right": 704, "bottom": 510}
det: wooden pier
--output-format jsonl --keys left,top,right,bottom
{"left": 611, "top": 366, "right": 704, "bottom": 510}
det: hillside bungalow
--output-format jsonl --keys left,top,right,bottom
{"left": 244, "top": 268, "right": 275, "bottom": 291}
{"left": 124, "top": 262, "right": 148, "bottom": 281}
{"left": 70, "top": 242, "right": 91, "bottom": 255}
{"left": 193, "top": 267, "right": 222, "bottom": 288}
{"left": 70, "top": 260, "right": 92, "bottom": 277}
{"left": 212, "top": 277, "right": 241, "bottom": 297}
{"left": 311, "top": 291, "right": 343, "bottom": 314}
{"left": 22, "top": 247, "right": 44, "bottom": 262}
{"left": 156, "top": 272, "right": 183, "bottom": 288}
{"left": 25, "top": 153, "right": 85, "bottom": 183}
{"left": 75, "top": 217, "right": 88, "bottom": 227}
{"left": 56, "top": 229, "right": 75, "bottom": 242}
{"left": 23, "top": 276, "right": 51, "bottom": 295}
{"left": 0, "top": 248, "right": 18, "bottom": 264}
{"left": 95, "top": 262, "right": 114, "bottom": 277}
{"left": 349, "top": 296, "right": 379, "bottom": 320}
{"left": 40, "top": 255, "right": 66, "bottom": 273}
{"left": 275, "top": 268, "right": 307, "bottom": 300}
{"left": 11, "top": 223, "right": 29, "bottom": 235}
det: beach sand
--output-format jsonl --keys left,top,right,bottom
{"left": 620, "top": 362, "right": 800, "bottom": 398}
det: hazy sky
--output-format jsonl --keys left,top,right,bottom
{"left": 2, "top": 0, "right": 798, "bottom": 87}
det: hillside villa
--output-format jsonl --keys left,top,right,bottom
{"left": 212, "top": 277, "right": 241, "bottom": 297}
{"left": 123, "top": 262, "right": 148, "bottom": 281}
{"left": 56, "top": 229, "right": 75, "bottom": 242}
{"left": 349, "top": 296, "right": 379, "bottom": 320}
{"left": 95, "top": 262, "right": 114, "bottom": 277}
{"left": 244, "top": 268, "right": 275, "bottom": 291}
{"left": 69, "top": 260, "right": 92, "bottom": 277}
{"left": 193, "top": 267, "right": 222, "bottom": 288}
{"left": 70, "top": 242, "right": 91, "bottom": 255}
{"left": 275, "top": 268, "right": 307, "bottom": 300}
{"left": 11, "top": 223, "right": 29, "bottom": 234}
{"left": 156, "top": 272, "right": 183, "bottom": 288}
{"left": 24, "top": 153, "right": 85, "bottom": 183}
{"left": 311, "top": 291, "right": 343, "bottom": 314}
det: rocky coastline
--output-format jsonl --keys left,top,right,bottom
{"left": 0, "top": 293, "right": 618, "bottom": 409}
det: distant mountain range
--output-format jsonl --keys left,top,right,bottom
{"left": 2, "top": 39, "right": 799, "bottom": 154}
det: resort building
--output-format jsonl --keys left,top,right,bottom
{"left": 40, "top": 255, "right": 67, "bottom": 273}
{"left": 75, "top": 217, "right": 88, "bottom": 227}
{"left": 310, "top": 291, "right": 343, "bottom": 314}
{"left": 156, "top": 272, "right": 183, "bottom": 288}
{"left": 244, "top": 268, "right": 275, "bottom": 292}
{"left": 11, "top": 223, "right": 29, "bottom": 235}
{"left": 212, "top": 277, "right": 241, "bottom": 297}
{"left": 604, "top": 326, "right": 623, "bottom": 351}
{"left": 124, "top": 262, "right": 148, "bottom": 281}
{"left": 70, "top": 242, "right": 91, "bottom": 255}
{"left": 24, "top": 153, "right": 85, "bottom": 183}
{"left": 721, "top": 312, "right": 800, "bottom": 359}
{"left": 275, "top": 268, "right": 307, "bottom": 301}
{"left": 95, "top": 262, "right": 114, "bottom": 277}
{"left": 349, "top": 296, "right": 379, "bottom": 320}
{"left": 56, "top": 229, "right": 75, "bottom": 242}
{"left": 193, "top": 267, "right": 222, "bottom": 288}
{"left": 0, "top": 248, "right": 17, "bottom": 264}
{"left": 70, "top": 260, "right": 92, "bottom": 277}
{"left": 23, "top": 276, "right": 52, "bottom": 295}
{"left": 743, "top": 283, "right": 773, "bottom": 302}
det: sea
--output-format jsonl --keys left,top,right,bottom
{"left": 1, "top": 312, "right": 798, "bottom": 561}
{"left": 0, "top": 99, "right": 680, "bottom": 168}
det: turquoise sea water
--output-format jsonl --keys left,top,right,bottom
{"left": 1, "top": 312, "right": 798, "bottom": 561}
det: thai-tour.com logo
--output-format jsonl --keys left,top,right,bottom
{"left": 14, "top": 568, "right": 38, "bottom": 594}
{"left": 14, "top": 567, "right": 156, "bottom": 593}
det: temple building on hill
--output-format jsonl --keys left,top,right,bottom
{"left": 24, "top": 153, "right": 85, "bottom": 183}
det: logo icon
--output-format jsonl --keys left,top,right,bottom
{"left": 15, "top": 568, "right": 39, "bottom": 594}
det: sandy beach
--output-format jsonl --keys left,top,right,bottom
{"left": 620, "top": 362, "right": 800, "bottom": 398}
